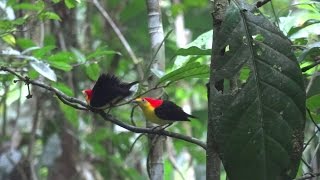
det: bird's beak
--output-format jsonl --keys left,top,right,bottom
{"left": 132, "top": 98, "right": 141, "bottom": 104}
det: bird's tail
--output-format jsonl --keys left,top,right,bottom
{"left": 187, "top": 114, "right": 197, "bottom": 119}
{"left": 127, "top": 81, "right": 139, "bottom": 87}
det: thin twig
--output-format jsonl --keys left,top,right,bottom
{"left": 307, "top": 108, "right": 320, "bottom": 132}
{"left": 98, "top": 111, "right": 206, "bottom": 150}
{"left": 0, "top": 66, "right": 207, "bottom": 150}
{"left": 91, "top": 0, "right": 144, "bottom": 79}
{"left": 129, "top": 133, "right": 145, "bottom": 153}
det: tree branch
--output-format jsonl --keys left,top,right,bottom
{"left": 0, "top": 66, "right": 207, "bottom": 150}
{"left": 91, "top": 0, "right": 144, "bottom": 80}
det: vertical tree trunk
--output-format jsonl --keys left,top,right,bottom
{"left": 146, "top": 0, "right": 165, "bottom": 180}
{"left": 207, "top": 0, "right": 229, "bottom": 180}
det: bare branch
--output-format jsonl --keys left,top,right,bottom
{"left": 0, "top": 66, "right": 207, "bottom": 150}
{"left": 91, "top": 0, "right": 144, "bottom": 79}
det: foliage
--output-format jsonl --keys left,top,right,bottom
{"left": 211, "top": 0, "right": 306, "bottom": 179}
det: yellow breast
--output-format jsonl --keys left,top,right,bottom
{"left": 141, "top": 106, "right": 171, "bottom": 125}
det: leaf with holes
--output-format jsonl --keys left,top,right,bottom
{"left": 210, "top": 1, "right": 306, "bottom": 179}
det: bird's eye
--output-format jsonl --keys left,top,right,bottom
{"left": 142, "top": 99, "right": 146, "bottom": 102}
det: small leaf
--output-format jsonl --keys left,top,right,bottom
{"left": 48, "top": 61, "right": 72, "bottom": 71}
{"left": 52, "top": 82, "right": 74, "bottom": 96}
{"left": 32, "top": 45, "right": 56, "bottom": 58}
{"left": 86, "top": 48, "right": 120, "bottom": 60}
{"left": 40, "top": 12, "right": 61, "bottom": 21}
{"left": 158, "top": 62, "right": 209, "bottom": 85}
{"left": 85, "top": 63, "right": 100, "bottom": 81}
{"left": 47, "top": 51, "right": 75, "bottom": 63}
{"left": 16, "top": 38, "right": 36, "bottom": 49}
{"left": 29, "top": 59, "right": 57, "bottom": 81}
{"left": 64, "top": 0, "right": 77, "bottom": 8}
{"left": 12, "top": 2, "right": 44, "bottom": 11}
{"left": 2, "top": 34, "right": 16, "bottom": 46}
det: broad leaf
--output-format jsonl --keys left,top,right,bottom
{"left": 176, "top": 30, "right": 212, "bottom": 56}
{"left": 158, "top": 62, "right": 209, "bottom": 85}
{"left": 210, "top": 1, "right": 306, "bottom": 179}
{"left": 287, "top": 19, "right": 320, "bottom": 37}
{"left": 30, "top": 59, "right": 57, "bottom": 81}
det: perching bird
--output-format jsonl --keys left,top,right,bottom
{"left": 133, "top": 97, "right": 196, "bottom": 125}
{"left": 82, "top": 73, "right": 138, "bottom": 109}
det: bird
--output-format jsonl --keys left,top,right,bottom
{"left": 82, "top": 73, "right": 138, "bottom": 109}
{"left": 133, "top": 97, "right": 196, "bottom": 125}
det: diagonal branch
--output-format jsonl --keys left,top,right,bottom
{"left": 91, "top": 0, "right": 144, "bottom": 79}
{"left": 0, "top": 66, "right": 207, "bottom": 150}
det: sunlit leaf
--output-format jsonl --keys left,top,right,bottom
{"left": 2, "top": 34, "right": 16, "bottom": 46}
{"left": 30, "top": 59, "right": 57, "bottom": 81}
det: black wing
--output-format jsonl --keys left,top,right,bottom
{"left": 90, "top": 73, "right": 137, "bottom": 107}
{"left": 154, "top": 100, "right": 195, "bottom": 121}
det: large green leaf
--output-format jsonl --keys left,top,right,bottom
{"left": 210, "top": 1, "right": 306, "bottom": 179}
{"left": 158, "top": 62, "right": 209, "bottom": 85}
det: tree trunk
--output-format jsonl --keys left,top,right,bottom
{"left": 207, "top": 0, "right": 229, "bottom": 180}
{"left": 145, "top": 0, "right": 165, "bottom": 180}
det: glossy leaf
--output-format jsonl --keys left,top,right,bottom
{"left": 211, "top": 1, "right": 306, "bottom": 179}
{"left": 29, "top": 59, "right": 57, "bottom": 81}
{"left": 2, "top": 33, "right": 15, "bottom": 46}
